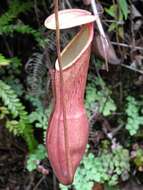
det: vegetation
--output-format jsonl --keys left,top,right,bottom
{"left": 0, "top": 0, "right": 143, "bottom": 189}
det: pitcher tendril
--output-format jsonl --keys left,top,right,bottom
{"left": 54, "top": 0, "right": 72, "bottom": 181}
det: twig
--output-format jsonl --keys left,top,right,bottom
{"left": 61, "top": 0, "right": 66, "bottom": 9}
{"left": 121, "top": 63, "right": 143, "bottom": 74}
{"left": 2, "top": 37, "right": 13, "bottom": 57}
{"left": 91, "top": 0, "right": 106, "bottom": 42}
{"left": 111, "top": 41, "right": 143, "bottom": 51}
{"left": 130, "top": 1, "right": 136, "bottom": 50}
{"left": 42, "top": 0, "right": 49, "bottom": 13}
{"left": 33, "top": 176, "right": 45, "bottom": 190}
{"left": 103, "top": 19, "right": 124, "bottom": 24}
{"left": 107, "top": 124, "right": 123, "bottom": 139}
{"left": 53, "top": 173, "right": 57, "bottom": 190}
{"left": 65, "top": 0, "right": 72, "bottom": 8}
{"left": 34, "top": 0, "right": 40, "bottom": 26}
{"left": 26, "top": 173, "right": 35, "bottom": 190}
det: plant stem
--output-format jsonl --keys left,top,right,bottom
{"left": 23, "top": 128, "right": 38, "bottom": 153}
{"left": 54, "top": 0, "right": 72, "bottom": 180}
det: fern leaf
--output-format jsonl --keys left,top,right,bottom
{"left": 0, "top": 24, "right": 44, "bottom": 46}
{"left": 25, "top": 53, "right": 47, "bottom": 95}
{"left": 0, "top": 80, "right": 37, "bottom": 151}
{"left": 0, "top": 0, "right": 32, "bottom": 27}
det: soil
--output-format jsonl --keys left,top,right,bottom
{"left": 0, "top": 126, "right": 55, "bottom": 190}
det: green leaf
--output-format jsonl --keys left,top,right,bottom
{"left": 105, "top": 5, "right": 117, "bottom": 18}
{"left": 0, "top": 54, "right": 10, "bottom": 66}
{"left": 0, "top": 80, "right": 37, "bottom": 151}
{"left": 125, "top": 96, "right": 143, "bottom": 135}
{"left": 108, "top": 23, "right": 117, "bottom": 32}
{"left": 119, "top": 0, "right": 128, "bottom": 20}
{"left": 26, "top": 144, "right": 46, "bottom": 172}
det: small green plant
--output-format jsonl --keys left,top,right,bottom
{"left": 25, "top": 95, "right": 51, "bottom": 171}
{"left": 0, "top": 54, "right": 10, "bottom": 66}
{"left": 28, "top": 96, "right": 51, "bottom": 142}
{"left": 0, "top": 56, "right": 24, "bottom": 96}
{"left": 86, "top": 76, "right": 116, "bottom": 117}
{"left": 26, "top": 144, "right": 47, "bottom": 171}
{"left": 133, "top": 148, "right": 143, "bottom": 170}
{"left": 105, "top": 0, "right": 128, "bottom": 38}
{"left": 118, "top": 0, "right": 128, "bottom": 20}
{"left": 60, "top": 145, "right": 130, "bottom": 190}
{"left": 125, "top": 96, "right": 143, "bottom": 135}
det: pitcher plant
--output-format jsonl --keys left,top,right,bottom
{"left": 44, "top": 9, "right": 96, "bottom": 185}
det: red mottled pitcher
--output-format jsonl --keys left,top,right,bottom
{"left": 44, "top": 9, "right": 96, "bottom": 185}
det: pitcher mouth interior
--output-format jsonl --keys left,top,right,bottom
{"left": 55, "top": 24, "right": 93, "bottom": 71}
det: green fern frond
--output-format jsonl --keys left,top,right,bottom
{"left": 0, "top": 24, "right": 44, "bottom": 45}
{"left": 0, "top": 0, "right": 32, "bottom": 27}
{"left": 0, "top": 80, "right": 37, "bottom": 152}
{"left": 0, "top": 0, "right": 45, "bottom": 47}
{"left": 0, "top": 106, "right": 9, "bottom": 119}
{"left": 0, "top": 80, "right": 24, "bottom": 118}
{"left": 25, "top": 53, "right": 47, "bottom": 95}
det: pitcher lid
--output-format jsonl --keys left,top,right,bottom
{"left": 44, "top": 9, "right": 96, "bottom": 30}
